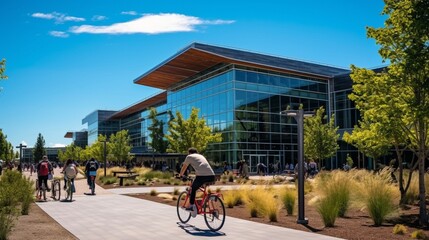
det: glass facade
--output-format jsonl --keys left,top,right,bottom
{"left": 163, "top": 64, "right": 328, "bottom": 172}
{"left": 82, "top": 110, "right": 119, "bottom": 145}
{"left": 331, "top": 74, "right": 361, "bottom": 169}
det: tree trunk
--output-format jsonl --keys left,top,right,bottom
{"left": 418, "top": 118, "right": 428, "bottom": 226}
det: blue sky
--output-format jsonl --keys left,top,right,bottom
{"left": 0, "top": 0, "right": 386, "bottom": 150}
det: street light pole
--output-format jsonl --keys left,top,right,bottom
{"left": 280, "top": 109, "right": 313, "bottom": 225}
{"left": 101, "top": 140, "right": 107, "bottom": 177}
{"left": 15, "top": 143, "right": 27, "bottom": 164}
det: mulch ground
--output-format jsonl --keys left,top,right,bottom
{"left": 129, "top": 191, "right": 429, "bottom": 240}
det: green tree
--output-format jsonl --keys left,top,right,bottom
{"left": 87, "top": 134, "right": 110, "bottom": 163}
{"left": 148, "top": 107, "right": 168, "bottom": 153}
{"left": 343, "top": 120, "right": 391, "bottom": 170}
{"left": 347, "top": 67, "right": 416, "bottom": 204}
{"left": 58, "top": 143, "right": 85, "bottom": 163}
{"left": 350, "top": 0, "right": 429, "bottom": 225}
{"left": 0, "top": 59, "right": 7, "bottom": 80}
{"left": 109, "top": 130, "right": 132, "bottom": 163}
{"left": 0, "top": 130, "right": 14, "bottom": 164}
{"left": 166, "top": 107, "right": 222, "bottom": 154}
{"left": 304, "top": 106, "right": 339, "bottom": 170}
{"left": 0, "top": 58, "right": 7, "bottom": 92}
{"left": 33, "top": 133, "right": 46, "bottom": 164}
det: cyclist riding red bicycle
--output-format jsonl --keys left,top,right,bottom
{"left": 179, "top": 147, "right": 215, "bottom": 217}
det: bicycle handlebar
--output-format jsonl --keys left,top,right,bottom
{"left": 175, "top": 174, "right": 193, "bottom": 182}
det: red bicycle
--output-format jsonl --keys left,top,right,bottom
{"left": 176, "top": 176, "right": 226, "bottom": 232}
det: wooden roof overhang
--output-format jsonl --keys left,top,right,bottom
{"left": 133, "top": 46, "right": 334, "bottom": 90}
{"left": 110, "top": 91, "right": 167, "bottom": 119}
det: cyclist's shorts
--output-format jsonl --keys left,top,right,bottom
{"left": 88, "top": 171, "right": 97, "bottom": 176}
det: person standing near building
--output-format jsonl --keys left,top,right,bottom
{"left": 37, "top": 156, "right": 53, "bottom": 191}
{"left": 179, "top": 147, "right": 215, "bottom": 217}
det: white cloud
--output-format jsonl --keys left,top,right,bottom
{"left": 32, "top": 12, "right": 85, "bottom": 24}
{"left": 51, "top": 143, "right": 66, "bottom": 148}
{"left": 70, "top": 13, "right": 234, "bottom": 35}
{"left": 121, "top": 11, "right": 138, "bottom": 16}
{"left": 49, "top": 31, "right": 69, "bottom": 38}
{"left": 92, "top": 15, "right": 107, "bottom": 21}
{"left": 20, "top": 141, "right": 28, "bottom": 146}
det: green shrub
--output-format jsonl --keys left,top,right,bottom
{"left": 0, "top": 210, "right": 16, "bottom": 240}
{"left": 265, "top": 197, "right": 279, "bottom": 222}
{"left": 392, "top": 224, "right": 407, "bottom": 235}
{"left": 99, "top": 175, "right": 117, "bottom": 185}
{"left": 317, "top": 195, "right": 339, "bottom": 227}
{"left": 223, "top": 190, "right": 244, "bottom": 208}
{"left": 330, "top": 180, "right": 350, "bottom": 217}
{"left": 410, "top": 230, "right": 427, "bottom": 239}
{"left": 280, "top": 187, "right": 296, "bottom": 215}
{"left": 137, "top": 179, "right": 147, "bottom": 185}
{"left": 143, "top": 171, "right": 173, "bottom": 180}
{"left": 173, "top": 188, "right": 180, "bottom": 195}
{"left": 244, "top": 188, "right": 266, "bottom": 218}
{"left": 150, "top": 189, "right": 158, "bottom": 196}
{"left": 228, "top": 174, "right": 234, "bottom": 182}
{"left": 20, "top": 177, "right": 34, "bottom": 215}
{"left": 123, "top": 180, "right": 134, "bottom": 186}
{"left": 366, "top": 180, "right": 396, "bottom": 226}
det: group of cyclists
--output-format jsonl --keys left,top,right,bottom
{"left": 36, "top": 155, "right": 99, "bottom": 198}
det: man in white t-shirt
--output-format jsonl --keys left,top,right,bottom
{"left": 179, "top": 147, "right": 215, "bottom": 217}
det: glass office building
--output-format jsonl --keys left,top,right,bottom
{"left": 82, "top": 110, "right": 119, "bottom": 145}
{"left": 77, "top": 43, "right": 370, "bottom": 172}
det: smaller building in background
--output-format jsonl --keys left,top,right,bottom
{"left": 22, "top": 147, "right": 66, "bottom": 164}
{"left": 64, "top": 130, "right": 88, "bottom": 148}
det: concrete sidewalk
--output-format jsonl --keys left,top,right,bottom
{"left": 25, "top": 170, "right": 343, "bottom": 240}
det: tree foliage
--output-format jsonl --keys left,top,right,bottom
{"left": 109, "top": 130, "right": 132, "bottom": 163}
{"left": 58, "top": 143, "right": 87, "bottom": 163}
{"left": 304, "top": 106, "right": 339, "bottom": 169}
{"left": 87, "top": 134, "right": 111, "bottom": 163}
{"left": 33, "top": 133, "right": 46, "bottom": 164}
{"left": 148, "top": 107, "right": 168, "bottom": 153}
{"left": 349, "top": 0, "right": 429, "bottom": 225}
{"left": 0, "top": 58, "right": 7, "bottom": 92}
{"left": 166, "top": 107, "right": 222, "bottom": 154}
{"left": 0, "top": 130, "right": 14, "bottom": 163}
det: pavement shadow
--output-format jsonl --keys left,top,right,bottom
{"left": 177, "top": 222, "right": 226, "bottom": 237}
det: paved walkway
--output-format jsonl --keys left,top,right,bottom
{"left": 24, "top": 169, "right": 343, "bottom": 240}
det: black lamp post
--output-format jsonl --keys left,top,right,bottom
{"left": 16, "top": 143, "right": 27, "bottom": 164}
{"left": 280, "top": 109, "right": 313, "bottom": 225}
{"left": 101, "top": 140, "right": 107, "bottom": 177}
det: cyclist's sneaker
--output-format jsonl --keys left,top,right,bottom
{"left": 186, "top": 205, "right": 197, "bottom": 218}
{"left": 47, "top": 188, "right": 51, "bottom": 192}
{"left": 63, "top": 185, "right": 67, "bottom": 190}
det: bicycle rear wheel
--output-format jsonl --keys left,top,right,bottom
{"left": 90, "top": 177, "right": 95, "bottom": 195}
{"left": 52, "top": 180, "right": 61, "bottom": 201}
{"left": 177, "top": 191, "right": 191, "bottom": 223}
{"left": 204, "top": 195, "right": 226, "bottom": 231}
{"left": 66, "top": 180, "right": 73, "bottom": 202}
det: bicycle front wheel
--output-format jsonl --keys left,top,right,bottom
{"left": 204, "top": 195, "right": 226, "bottom": 232}
{"left": 177, "top": 191, "right": 191, "bottom": 223}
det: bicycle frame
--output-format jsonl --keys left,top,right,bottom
{"left": 181, "top": 178, "right": 223, "bottom": 215}
{"left": 176, "top": 176, "right": 226, "bottom": 231}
